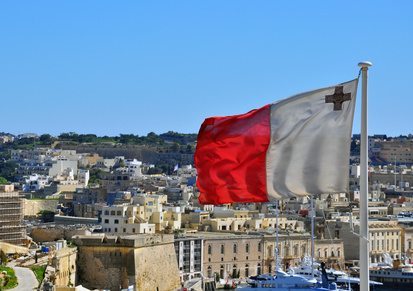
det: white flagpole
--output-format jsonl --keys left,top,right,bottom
{"left": 275, "top": 200, "right": 279, "bottom": 273}
{"left": 358, "top": 61, "right": 372, "bottom": 291}
{"left": 310, "top": 196, "right": 315, "bottom": 279}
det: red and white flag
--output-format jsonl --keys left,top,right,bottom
{"left": 195, "top": 79, "right": 358, "bottom": 205}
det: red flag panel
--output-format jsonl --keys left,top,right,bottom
{"left": 195, "top": 105, "right": 271, "bottom": 205}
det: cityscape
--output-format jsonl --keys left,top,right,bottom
{"left": 1, "top": 132, "right": 413, "bottom": 290}
{"left": 1, "top": 1, "right": 413, "bottom": 291}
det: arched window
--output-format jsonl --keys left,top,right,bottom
{"left": 233, "top": 243, "right": 237, "bottom": 254}
{"left": 337, "top": 248, "right": 341, "bottom": 257}
{"left": 324, "top": 249, "right": 328, "bottom": 258}
{"left": 232, "top": 264, "right": 237, "bottom": 278}
{"left": 245, "top": 264, "right": 249, "bottom": 277}
{"left": 220, "top": 265, "right": 225, "bottom": 279}
{"left": 221, "top": 244, "right": 225, "bottom": 254}
{"left": 208, "top": 245, "right": 212, "bottom": 255}
{"left": 246, "top": 243, "right": 249, "bottom": 253}
{"left": 301, "top": 245, "right": 306, "bottom": 257}
{"left": 207, "top": 266, "right": 212, "bottom": 278}
{"left": 257, "top": 263, "right": 261, "bottom": 275}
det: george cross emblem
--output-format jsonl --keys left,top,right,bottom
{"left": 325, "top": 86, "right": 352, "bottom": 111}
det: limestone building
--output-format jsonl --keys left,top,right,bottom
{"left": 73, "top": 234, "right": 180, "bottom": 291}
{"left": 101, "top": 204, "right": 156, "bottom": 235}
{"left": 201, "top": 232, "right": 263, "bottom": 280}
{"left": 324, "top": 220, "right": 402, "bottom": 263}
{"left": 262, "top": 233, "right": 311, "bottom": 273}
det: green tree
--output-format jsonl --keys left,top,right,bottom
{"left": 39, "top": 134, "right": 54, "bottom": 144}
{"left": 0, "top": 161, "right": 16, "bottom": 182}
{"left": 0, "top": 177, "right": 8, "bottom": 185}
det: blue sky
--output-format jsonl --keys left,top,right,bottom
{"left": 1, "top": 1, "right": 412, "bottom": 136}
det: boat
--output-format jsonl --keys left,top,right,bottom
{"left": 290, "top": 257, "right": 383, "bottom": 290}
{"left": 369, "top": 264, "right": 413, "bottom": 288}
{"left": 236, "top": 269, "right": 342, "bottom": 290}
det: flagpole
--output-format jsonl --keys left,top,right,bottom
{"left": 310, "top": 195, "right": 315, "bottom": 279}
{"left": 358, "top": 60, "right": 372, "bottom": 291}
{"left": 275, "top": 200, "right": 279, "bottom": 273}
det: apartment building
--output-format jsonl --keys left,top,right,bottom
{"left": 174, "top": 236, "right": 203, "bottom": 282}
{"left": 101, "top": 204, "right": 155, "bottom": 235}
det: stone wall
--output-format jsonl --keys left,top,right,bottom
{"left": 30, "top": 227, "right": 91, "bottom": 243}
{"left": 0, "top": 241, "right": 29, "bottom": 254}
{"left": 74, "top": 234, "right": 180, "bottom": 291}
{"left": 23, "top": 199, "right": 59, "bottom": 217}
{"left": 134, "top": 243, "right": 180, "bottom": 290}
{"left": 53, "top": 247, "right": 78, "bottom": 288}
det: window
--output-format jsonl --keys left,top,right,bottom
{"left": 245, "top": 264, "right": 249, "bottom": 277}
{"left": 221, "top": 244, "right": 225, "bottom": 254}
{"left": 258, "top": 242, "right": 262, "bottom": 252}
{"left": 104, "top": 219, "right": 109, "bottom": 223}
{"left": 207, "top": 266, "right": 212, "bottom": 278}
{"left": 114, "top": 228, "right": 118, "bottom": 232}
{"left": 114, "top": 219, "right": 119, "bottom": 224}
{"left": 246, "top": 243, "right": 249, "bottom": 253}
{"left": 132, "top": 228, "right": 135, "bottom": 233}
{"left": 117, "top": 211, "right": 122, "bottom": 215}
{"left": 208, "top": 245, "right": 212, "bottom": 255}
{"left": 123, "top": 228, "right": 126, "bottom": 233}
{"left": 257, "top": 263, "right": 261, "bottom": 275}
{"left": 233, "top": 244, "right": 237, "bottom": 254}
{"left": 220, "top": 265, "right": 225, "bottom": 279}
{"left": 111, "top": 211, "right": 115, "bottom": 215}
{"left": 104, "top": 210, "right": 109, "bottom": 215}
{"left": 232, "top": 264, "right": 237, "bottom": 278}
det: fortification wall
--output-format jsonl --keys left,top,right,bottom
{"left": 23, "top": 199, "right": 59, "bottom": 217}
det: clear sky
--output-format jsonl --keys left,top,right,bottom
{"left": 1, "top": 1, "right": 412, "bottom": 136}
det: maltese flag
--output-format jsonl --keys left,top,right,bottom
{"left": 195, "top": 79, "right": 358, "bottom": 205}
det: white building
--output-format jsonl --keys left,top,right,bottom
{"left": 49, "top": 159, "right": 78, "bottom": 177}
{"left": 23, "top": 174, "right": 51, "bottom": 191}
{"left": 101, "top": 204, "right": 155, "bottom": 235}
{"left": 174, "top": 236, "right": 203, "bottom": 282}
{"left": 78, "top": 169, "right": 90, "bottom": 187}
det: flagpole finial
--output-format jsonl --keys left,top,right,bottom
{"left": 358, "top": 61, "right": 373, "bottom": 68}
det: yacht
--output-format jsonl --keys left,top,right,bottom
{"left": 290, "top": 258, "right": 383, "bottom": 290}
{"left": 369, "top": 264, "right": 413, "bottom": 288}
{"left": 236, "top": 269, "right": 342, "bottom": 290}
